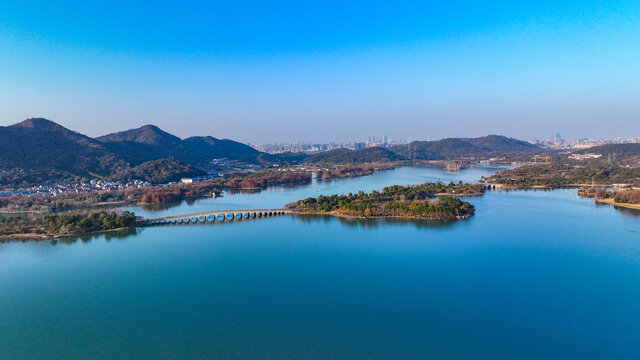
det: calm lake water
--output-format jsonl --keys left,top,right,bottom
{"left": 1, "top": 165, "right": 639, "bottom": 359}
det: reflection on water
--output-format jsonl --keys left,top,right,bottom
{"left": 225, "top": 179, "right": 313, "bottom": 195}
{"left": 594, "top": 201, "right": 640, "bottom": 217}
{"left": 139, "top": 201, "right": 183, "bottom": 212}
{"left": 51, "top": 228, "right": 140, "bottom": 246}
{"left": 293, "top": 214, "right": 459, "bottom": 230}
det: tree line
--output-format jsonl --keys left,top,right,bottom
{"left": 0, "top": 210, "right": 137, "bottom": 238}
{"left": 287, "top": 182, "right": 479, "bottom": 219}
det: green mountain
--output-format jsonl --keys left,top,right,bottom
{"left": 97, "top": 125, "right": 260, "bottom": 165}
{"left": 183, "top": 135, "right": 261, "bottom": 163}
{"left": 396, "top": 135, "right": 541, "bottom": 160}
{"left": 0, "top": 118, "right": 128, "bottom": 186}
{"left": 306, "top": 147, "right": 399, "bottom": 163}
{"left": 0, "top": 119, "right": 260, "bottom": 187}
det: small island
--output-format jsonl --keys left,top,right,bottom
{"left": 0, "top": 210, "right": 137, "bottom": 241}
{"left": 286, "top": 182, "right": 482, "bottom": 220}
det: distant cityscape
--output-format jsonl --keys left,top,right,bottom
{"left": 252, "top": 135, "right": 410, "bottom": 154}
{"left": 530, "top": 133, "right": 640, "bottom": 149}
{"left": 253, "top": 134, "right": 640, "bottom": 154}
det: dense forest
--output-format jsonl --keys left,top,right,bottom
{"left": 306, "top": 147, "right": 400, "bottom": 164}
{"left": 287, "top": 182, "right": 481, "bottom": 219}
{"left": 0, "top": 119, "right": 259, "bottom": 187}
{"left": 222, "top": 170, "right": 311, "bottom": 189}
{"left": 392, "top": 135, "right": 542, "bottom": 160}
{"left": 0, "top": 210, "right": 137, "bottom": 239}
{"left": 112, "top": 158, "right": 206, "bottom": 183}
{"left": 315, "top": 163, "right": 395, "bottom": 180}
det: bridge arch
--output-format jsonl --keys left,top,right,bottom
{"left": 146, "top": 208, "right": 288, "bottom": 226}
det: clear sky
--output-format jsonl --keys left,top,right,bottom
{"left": 1, "top": 1, "right": 639, "bottom": 143}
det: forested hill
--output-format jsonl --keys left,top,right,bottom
{"left": 393, "top": 135, "right": 542, "bottom": 160}
{"left": 0, "top": 119, "right": 259, "bottom": 187}
{"left": 306, "top": 147, "right": 399, "bottom": 163}
{"left": 0, "top": 118, "right": 128, "bottom": 186}
{"left": 304, "top": 135, "right": 542, "bottom": 164}
{"left": 578, "top": 143, "right": 640, "bottom": 160}
{"left": 97, "top": 124, "right": 260, "bottom": 165}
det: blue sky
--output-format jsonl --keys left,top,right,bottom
{"left": 1, "top": 0, "right": 639, "bottom": 143}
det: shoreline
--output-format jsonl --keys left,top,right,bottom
{"left": 489, "top": 184, "right": 614, "bottom": 190}
{"left": 291, "top": 210, "right": 471, "bottom": 220}
{"left": 0, "top": 226, "right": 135, "bottom": 242}
{"left": 434, "top": 192, "right": 484, "bottom": 197}
{"left": 595, "top": 198, "right": 640, "bottom": 210}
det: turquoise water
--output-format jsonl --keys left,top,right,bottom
{"left": 122, "top": 165, "right": 503, "bottom": 218}
{"left": 1, "top": 166, "right": 639, "bottom": 359}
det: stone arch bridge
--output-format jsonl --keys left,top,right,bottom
{"left": 140, "top": 208, "right": 291, "bottom": 226}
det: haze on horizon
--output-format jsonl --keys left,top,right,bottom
{"left": 1, "top": 1, "right": 639, "bottom": 144}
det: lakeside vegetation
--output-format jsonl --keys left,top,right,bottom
{"left": 112, "top": 158, "right": 206, "bottom": 183}
{"left": 222, "top": 170, "right": 311, "bottom": 189}
{"left": 287, "top": 182, "right": 482, "bottom": 220}
{"left": 0, "top": 169, "right": 311, "bottom": 213}
{"left": 314, "top": 163, "right": 396, "bottom": 180}
{"left": 0, "top": 182, "right": 222, "bottom": 212}
{"left": 486, "top": 160, "right": 640, "bottom": 188}
{"left": 0, "top": 210, "right": 137, "bottom": 240}
{"left": 581, "top": 188, "right": 640, "bottom": 204}
{"left": 576, "top": 187, "right": 640, "bottom": 211}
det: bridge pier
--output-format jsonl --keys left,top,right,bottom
{"left": 146, "top": 208, "right": 289, "bottom": 226}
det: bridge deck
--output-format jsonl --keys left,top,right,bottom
{"left": 141, "top": 208, "right": 291, "bottom": 224}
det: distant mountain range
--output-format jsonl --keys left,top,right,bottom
{"left": 97, "top": 125, "right": 260, "bottom": 166}
{"left": 0, "top": 118, "right": 544, "bottom": 187}
{"left": 0, "top": 118, "right": 258, "bottom": 187}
